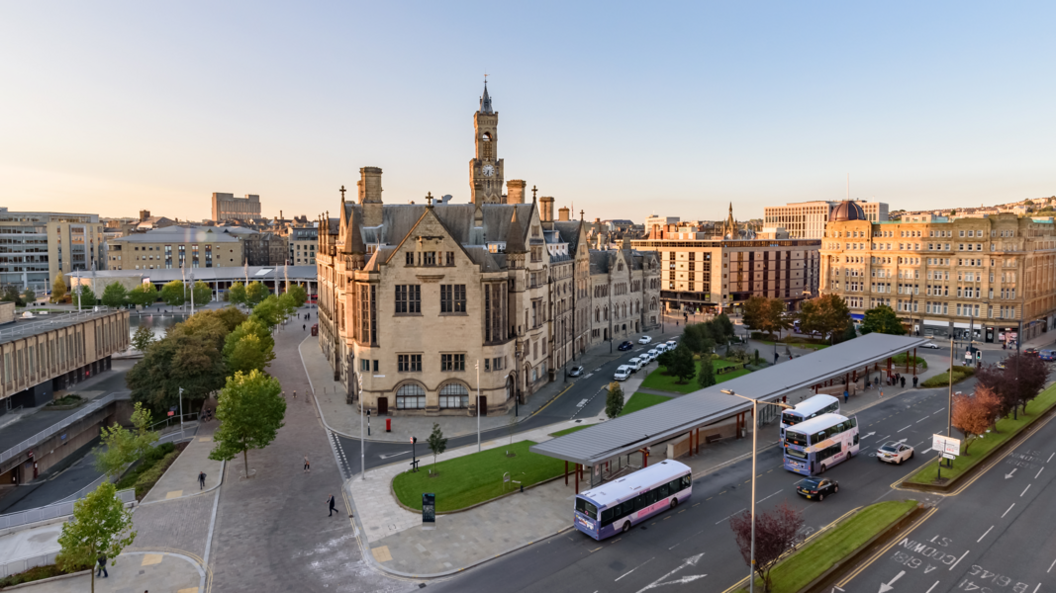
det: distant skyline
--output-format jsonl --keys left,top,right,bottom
{"left": 2, "top": 2, "right": 1054, "bottom": 223}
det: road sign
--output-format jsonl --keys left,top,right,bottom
{"left": 932, "top": 434, "right": 961, "bottom": 457}
{"left": 422, "top": 493, "right": 435, "bottom": 524}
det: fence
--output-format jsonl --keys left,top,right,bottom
{"left": 1, "top": 551, "right": 61, "bottom": 579}
{"left": 0, "top": 392, "right": 120, "bottom": 466}
{"left": 0, "top": 487, "right": 135, "bottom": 532}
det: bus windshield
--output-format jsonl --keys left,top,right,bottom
{"left": 575, "top": 498, "right": 597, "bottom": 519}
{"left": 783, "top": 413, "right": 859, "bottom": 476}
{"left": 786, "top": 431, "right": 808, "bottom": 447}
{"left": 780, "top": 395, "right": 840, "bottom": 438}
{"left": 782, "top": 411, "right": 803, "bottom": 427}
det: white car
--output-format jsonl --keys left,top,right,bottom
{"left": 627, "top": 357, "right": 643, "bottom": 371}
{"left": 921, "top": 342, "right": 941, "bottom": 349}
{"left": 647, "top": 348, "right": 661, "bottom": 359}
{"left": 877, "top": 441, "right": 914, "bottom": 465}
{"left": 654, "top": 343, "right": 669, "bottom": 353}
{"left": 638, "top": 335, "right": 653, "bottom": 345}
{"left": 666, "top": 340, "right": 677, "bottom": 349}
{"left": 614, "top": 365, "right": 632, "bottom": 381}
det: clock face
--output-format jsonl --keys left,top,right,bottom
{"left": 482, "top": 164, "right": 494, "bottom": 177}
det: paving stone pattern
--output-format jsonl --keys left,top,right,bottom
{"left": 127, "top": 493, "right": 214, "bottom": 559}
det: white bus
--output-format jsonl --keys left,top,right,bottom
{"left": 780, "top": 394, "right": 840, "bottom": 439}
{"left": 783, "top": 413, "right": 860, "bottom": 476}
{"left": 573, "top": 460, "right": 693, "bottom": 541}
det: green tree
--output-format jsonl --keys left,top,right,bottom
{"left": 251, "top": 295, "right": 283, "bottom": 328}
{"left": 57, "top": 481, "right": 136, "bottom": 593}
{"left": 127, "top": 282, "right": 158, "bottom": 308}
{"left": 75, "top": 285, "right": 96, "bottom": 309}
{"left": 712, "top": 313, "right": 736, "bottom": 344}
{"left": 23, "top": 288, "right": 36, "bottom": 303}
{"left": 131, "top": 324, "right": 155, "bottom": 353}
{"left": 841, "top": 322, "right": 858, "bottom": 343}
{"left": 426, "top": 422, "right": 448, "bottom": 474}
{"left": 159, "top": 280, "right": 186, "bottom": 307}
{"left": 668, "top": 343, "right": 697, "bottom": 384}
{"left": 212, "top": 306, "right": 249, "bottom": 333}
{"left": 287, "top": 284, "right": 308, "bottom": 307}
{"left": 797, "top": 294, "right": 851, "bottom": 339}
{"left": 860, "top": 304, "right": 906, "bottom": 335}
{"left": 191, "top": 281, "right": 212, "bottom": 306}
{"left": 208, "top": 370, "right": 286, "bottom": 476}
{"left": 223, "top": 317, "right": 275, "bottom": 363}
{"left": 245, "top": 281, "right": 269, "bottom": 307}
{"left": 681, "top": 323, "right": 715, "bottom": 355}
{"left": 277, "top": 292, "right": 298, "bottom": 318}
{"left": 605, "top": 382, "right": 624, "bottom": 419}
{"left": 51, "top": 272, "right": 67, "bottom": 303}
{"left": 697, "top": 354, "right": 716, "bottom": 388}
{"left": 227, "top": 282, "right": 247, "bottom": 306}
{"left": 1, "top": 285, "right": 24, "bottom": 306}
{"left": 225, "top": 334, "right": 271, "bottom": 374}
{"left": 743, "top": 296, "right": 791, "bottom": 337}
{"left": 93, "top": 402, "right": 158, "bottom": 478}
{"left": 101, "top": 282, "right": 128, "bottom": 308}
{"left": 126, "top": 328, "right": 227, "bottom": 413}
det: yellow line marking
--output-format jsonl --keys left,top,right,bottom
{"left": 178, "top": 588, "right": 199, "bottom": 593}
{"left": 198, "top": 436, "right": 212, "bottom": 442}
{"left": 141, "top": 554, "right": 163, "bottom": 566}
{"left": 371, "top": 546, "right": 393, "bottom": 562}
{"left": 589, "top": 546, "right": 602, "bottom": 553}
{"left": 165, "top": 490, "right": 183, "bottom": 499}
{"left": 719, "top": 490, "right": 727, "bottom": 495}
{"left": 693, "top": 503, "right": 701, "bottom": 507}
{"left": 611, "top": 538, "right": 621, "bottom": 544}
{"left": 533, "top": 384, "right": 575, "bottom": 416}
{"left": 706, "top": 497, "right": 713, "bottom": 501}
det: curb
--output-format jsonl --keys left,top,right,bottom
{"left": 0, "top": 569, "right": 92, "bottom": 590}
{"left": 389, "top": 471, "right": 567, "bottom": 516}
{"left": 137, "top": 433, "right": 227, "bottom": 507}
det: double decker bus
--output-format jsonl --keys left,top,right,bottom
{"left": 783, "top": 413, "right": 860, "bottom": 476}
{"left": 573, "top": 460, "right": 692, "bottom": 541}
{"left": 780, "top": 394, "right": 840, "bottom": 439}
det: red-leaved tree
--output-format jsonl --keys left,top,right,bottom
{"left": 952, "top": 385, "right": 1001, "bottom": 454}
{"left": 729, "top": 501, "right": 804, "bottom": 593}
{"left": 976, "top": 354, "right": 1050, "bottom": 420}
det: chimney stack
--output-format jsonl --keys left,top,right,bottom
{"left": 358, "top": 167, "right": 384, "bottom": 227}
{"left": 540, "top": 197, "right": 555, "bottom": 222}
{"left": 506, "top": 180, "right": 526, "bottom": 204}
{"left": 558, "top": 206, "right": 570, "bottom": 222}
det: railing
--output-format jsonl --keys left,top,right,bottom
{"left": 0, "top": 486, "right": 135, "bottom": 532}
{"left": 1, "top": 551, "right": 61, "bottom": 579}
{"left": 0, "top": 392, "right": 120, "bottom": 466}
{"left": 0, "top": 308, "right": 116, "bottom": 341}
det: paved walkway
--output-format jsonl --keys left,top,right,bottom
{"left": 12, "top": 551, "right": 203, "bottom": 593}
{"left": 141, "top": 422, "right": 222, "bottom": 505}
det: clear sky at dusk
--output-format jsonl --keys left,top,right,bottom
{"left": 2, "top": 1, "right": 1053, "bottom": 223}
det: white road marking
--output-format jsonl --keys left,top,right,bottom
{"left": 1036, "top": 467, "right": 1045, "bottom": 479}
{"left": 1033, "top": 583, "right": 1041, "bottom": 593}
{"left": 1021, "top": 484, "right": 1031, "bottom": 497}
{"left": 1048, "top": 452, "right": 1055, "bottom": 463}
{"left": 636, "top": 553, "right": 706, "bottom": 592}
{"left": 926, "top": 581, "right": 941, "bottom": 593}
{"left": 977, "top": 525, "right": 994, "bottom": 542}
{"left": 716, "top": 508, "right": 747, "bottom": 525}
{"left": 1048, "top": 556, "right": 1056, "bottom": 573}
{"left": 897, "top": 425, "right": 913, "bottom": 433}
{"left": 916, "top": 417, "right": 930, "bottom": 423}
{"left": 950, "top": 549, "right": 969, "bottom": 571}
{"left": 756, "top": 490, "right": 782, "bottom": 504}
{"left": 878, "top": 435, "right": 891, "bottom": 442}
{"left": 615, "top": 557, "right": 655, "bottom": 581}
{"left": 935, "top": 407, "right": 946, "bottom": 413}
{"left": 584, "top": 373, "right": 594, "bottom": 379}
{"left": 921, "top": 448, "right": 933, "bottom": 454}
{"left": 879, "top": 570, "right": 905, "bottom": 593}
{"left": 1002, "top": 503, "right": 1015, "bottom": 518}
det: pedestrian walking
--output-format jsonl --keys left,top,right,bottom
{"left": 913, "top": 376, "right": 919, "bottom": 388}
{"left": 96, "top": 554, "right": 108, "bottom": 578}
{"left": 198, "top": 470, "right": 206, "bottom": 490}
{"left": 304, "top": 456, "right": 310, "bottom": 473}
{"left": 327, "top": 493, "right": 337, "bottom": 517}
{"left": 900, "top": 376, "right": 906, "bottom": 388}
{"left": 843, "top": 389, "right": 849, "bottom": 404}
{"left": 293, "top": 390, "right": 297, "bottom": 399}
{"left": 303, "top": 324, "right": 306, "bottom": 331}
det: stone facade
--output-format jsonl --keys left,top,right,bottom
{"left": 106, "top": 226, "right": 243, "bottom": 271}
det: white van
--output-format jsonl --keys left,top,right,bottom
{"left": 614, "top": 365, "right": 632, "bottom": 381}
{"left": 627, "top": 357, "right": 643, "bottom": 371}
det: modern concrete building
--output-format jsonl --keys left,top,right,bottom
{"left": 285, "top": 224, "right": 318, "bottom": 266}
{"left": 0, "top": 209, "right": 105, "bottom": 292}
{"left": 211, "top": 193, "right": 262, "bottom": 222}
{"left": 106, "top": 226, "right": 244, "bottom": 271}
{"left": 67, "top": 265, "right": 317, "bottom": 304}
{"left": 764, "top": 200, "right": 889, "bottom": 239}
{"left": 820, "top": 202, "right": 1056, "bottom": 343}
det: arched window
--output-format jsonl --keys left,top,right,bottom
{"left": 396, "top": 383, "right": 426, "bottom": 409}
{"left": 604, "top": 306, "right": 609, "bottom": 320}
{"left": 595, "top": 307, "right": 600, "bottom": 322}
{"left": 439, "top": 383, "right": 468, "bottom": 409}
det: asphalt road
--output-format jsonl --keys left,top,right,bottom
{"left": 836, "top": 403, "right": 1056, "bottom": 593}
{"left": 418, "top": 384, "right": 964, "bottom": 593}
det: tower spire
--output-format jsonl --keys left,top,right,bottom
{"left": 480, "top": 76, "right": 494, "bottom": 114}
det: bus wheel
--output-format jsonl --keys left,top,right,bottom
{"left": 622, "top": 521, "right": 631, "bottom": 533}
{"left": 670, "top": 498, "right": 678, "bottom": 510}
{"left": 819, "top": 464, "right": 826, "bottom": 474}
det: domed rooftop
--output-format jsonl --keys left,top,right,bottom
{"left": 831, "top": 200, "right": 867, "bottom": 222}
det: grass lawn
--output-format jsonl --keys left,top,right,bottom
{"left": 392, "top": 440, "right": 565, "bottom": 512}
{"left": 735, "top": 500, "right": 918, "bottom": 593}
{"left": 920, "top": 365, "right": 975, "bottom": 388}
{"left": 640, "top": 360, "right": 751, "bottom": 394}
{"left": 891, "top": 353, "right": 928, "bottom": 369}
{"left": 907, "top": 384, "right": 1056, "bottom": 485}
{"left": 620, "top": 392, "right": 672, "bottom": 416}
{"left": 549, "top": 424, "right": 591, "bottom": 437}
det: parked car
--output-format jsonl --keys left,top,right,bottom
{"left": 654, "top": 343, "right": 669, "bottom": 354}
{"left": 795, "top": 477, "right": 839, "bottom": 501}
{"left": 920, "top": 342, "right": 941, "bottom": 349}
{"left": 997, "top": 360, "right": 1006, "bottom": 369}
{"left": 877, "top": 441, "right": 914, "bottom": 465}
{"left": 627, "top": 357, "right": 643, "bottom": 372}
{"left": 638, "top": 335, "right": 653, "bottom": 345}
{"left": 666, "top": 340, "right": 677, "bottom": 349}
{"left": 1040, "top": 350, "right": 1056, "bottom": 362}
{"left": 639, "top": 351, "right": 654, "bottom": 363}
{"left": 618, "top": 341, "right": 634, "bottom": 352}
{"left": 614, "top": 365, "right": 632, "bottom": 381}
{"left": 647, "top": 348, "right": 661, "bottom": 360}
{"left": 567, "top": 365, "right": 585, "bottom": 377}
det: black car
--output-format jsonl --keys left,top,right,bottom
{"left": 618, "top": 341, "right": 634, "bottom": 351}
{"left": 567, "top": 365, "right": 585, "bottom": 377}
{"left": 795, "top": 477, "right": 839, "bottom": 501}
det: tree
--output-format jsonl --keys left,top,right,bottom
{"left": 742, "top": 296, "right": 770, "bottom": 334}
{"left": 212, "top": 306, "right": 249, "bottom": 333}
{"left": 51, "top": 272, "right": 67, "bottom": 303}
{"left": 101, "top": 282, "right": 128, "bottom": 308}
{"left": 160, "top": 280, "right": 186, "bottom": 307}
{"left": 729, "top": 501, "right": 804, "bottom": 593}
{"left": 191, "top": 281, "right": 212, "bottom": 307}
{"left": 287, "top": 284, "right": 308, "bottom": 307}
{"left": 797, "top": 294, "right": 851, "bottom": 340}
{"left": 426, "top": 422, "right": 448, "bottom": 474}
{"left": 976, "top": 354, "right": 1049, "bottom": 419}
{"left": 127, "top": 282, "right": 158, "bottom": 308}
{"left": 245, "top": 281, "right": 269, "bottom": 307}
{"left": 861, "top": 305, "right": 906, "bottom": 336}
{"left": 74, "top": 285, "right": 96, "bottom": 309}
{"left": 223, "top": 317, "right": 275, "bottom": 364}
{"left": 605, "top": 382, "right": 624, "bottom": 418}
{"left": 841, "top": 322, "right": 858, "bottom": 343}
{"left": 226, "top": 334, "right": 271, "bottom": 374}
{"left": 251, "top": 295, "right": 284, "bottom": 328}
{"left": 952, "top": 386, "right": 1001, "bottom": 454}
{"left": 57, "top": 481, "right": 136, "bottom": 593}
{"left": 208, "top": 370, "right": 286, "bottom": 477}
{"left": 1, "top": 285, "right": 24, "bottom": 306}
{"left": 277, "top": 292, "right": 298, "bottom": 318}
{"left": 227, "top": 282, "right": 247, "bottom": 306}
{"left": 681, "top": 323, "right": 714, "bottom": 355}
{"left": 668, "top": 344, "right": 697, "bottom": 384}
{"left": 131, "top": 324, "right": 155, "bottom": 353}
{"left": 656, "top": 349, "right": 674, "bottom": 369}
{"left": 742, "top": 296, "right": 790, "bottom": 337}
{"left": 697, "top": 354, "right": 716, "bottom": 388}
{"left": 23, "top": 288, "right": 35, "bottom": 303}
{"left": 93, "top": 402, "right": 158, "bottom": 478}
{"left": 126, "top": 327, "right": 228, "bottom": 413}
{"left": 713, "top": 314, "right": 735, "bottom": 344}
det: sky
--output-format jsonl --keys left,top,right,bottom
{"left": 1, "top": 1, "right": 1054, "bottom": 224}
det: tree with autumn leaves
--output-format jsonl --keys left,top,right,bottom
{"left": 975, "top": 353, "right": 1049, "bottom": 420}
{"left": 951, "top": 386, "right": 1002, "bottom": 454}
{"left": 729, "top": 501, "right": 804, "bottom": 593}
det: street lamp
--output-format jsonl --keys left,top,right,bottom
{"left": 721, "top": 389, "right": 793, "bottom": 593}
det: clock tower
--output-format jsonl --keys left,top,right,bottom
{"left": 469, "top": 82, "right": 504, "bottom": 206}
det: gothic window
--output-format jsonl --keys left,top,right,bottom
{"left": 396, "top": 383, "right": 426, "bottom": 409}
{"left": 482, "top": 132, "right": 493, "bottom": 160}
{"left": 439, "top": 383, "right": 469, "bottom": 409}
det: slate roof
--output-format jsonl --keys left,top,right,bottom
{"left": 110, "top": 226, "right": 243, "bottom": 243}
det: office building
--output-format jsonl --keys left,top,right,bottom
{"left": 764, "top": 200, "right": 889, "bottom": 239}
{"left": 0, "top": 209, "right": 104, "bottom": 292}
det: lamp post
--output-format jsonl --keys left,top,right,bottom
{"left": 357, "top": 371, "right": 365, "bottom": 481}
{"left": 721, "top": 389, "right": 792, "bottom": 593}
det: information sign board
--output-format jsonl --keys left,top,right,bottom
{"left": 932, "top": 434, "right": 961, "bottom": 457}
{"left": 422, "top": 493, "right": 435, "bottom": 524}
